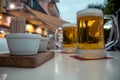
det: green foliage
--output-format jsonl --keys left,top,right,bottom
{"left": 87, "top": 4, "right": 104, "bottom": 10}
{"left": 104, "top": 0, "right": 120, "bottom": 14}
{"left": 87, "top": 0, "right": 120, "bottom": 14}
{"left": 104, "top": 0, "right": 120, "bottom": 17}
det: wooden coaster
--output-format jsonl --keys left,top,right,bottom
{"left": 0, "top": 51, "right": 55, "bottom": 68}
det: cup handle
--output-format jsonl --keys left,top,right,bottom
{"left": 105, "top": 15, "right": 119, "bottom": 50}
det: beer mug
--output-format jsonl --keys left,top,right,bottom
{"left": 62, "top": 23, "right": 77, "bottom": 53}
{"left": 76, "top": 8, "right": 106, "bottom": 59}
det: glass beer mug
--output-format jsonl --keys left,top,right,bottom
{"left": 62, "top": 23, "right": 77, "bottom": 53}
{"left": 77, "top": 9, "right": 106, "bottom": 59}
{"left": 76, "top": 8, "right": 119, "bottom": 59}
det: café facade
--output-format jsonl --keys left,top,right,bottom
{"left": 0, "top": 0, "right": 67, "bottom": 38}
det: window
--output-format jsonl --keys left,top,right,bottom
{"left": 24, "top": 0, "right": 28, "bottom": 3}
{"left": 30, "top": 0, "right": 34, "bottom": 8}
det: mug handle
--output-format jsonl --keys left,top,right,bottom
{"left": 104, "top": 15, "right": 119, "bottom": 50}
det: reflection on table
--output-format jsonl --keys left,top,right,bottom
{"left": 0, "top": 51, "right": 120, "bottom": 80}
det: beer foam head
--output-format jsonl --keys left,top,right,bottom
{"left": 62, "top": 23, "right": 76, "bottom": 27}
{"left": 77, "top": 8, "right": 103, "bottom": 17}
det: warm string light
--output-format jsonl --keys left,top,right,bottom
{"left": 0, "top": 14, "right": 2, "bottom": 19}
{"left": 0, "top": 14, "right": 2, "bottom": 25}
{"left": 9, "top": 4, "right": 15, "bottom": 9}
{"left": 26, "top": 24, "right": 35, "bottom": 33}
{"left": 43, "top": 29, "right": 48, "bottom": 36}
{"left": 35, "top": 27, "right": 43, "bottom": 34}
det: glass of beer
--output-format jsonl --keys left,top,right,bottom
{"left": 62, "top": 23, "right": 77, "bottom": 53}
{"left": 77, "top": 8, "right": 106, "bottom": 59}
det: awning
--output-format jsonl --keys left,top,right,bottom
{"left": 25, "top": 6, "right": 68, "bottom": 28}
{"left": 8, "top": 10, "right": 56, "bottom": 31}
{"left": 8, "top": 6, "right": 68, "bottom": 31}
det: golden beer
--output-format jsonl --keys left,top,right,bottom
{"left": 77, "top": 9, "right": 106, "bottom": 59}
{"left": 77, "top": 16, "right": 104, "bottom": 49}
{"left": 62, "top": 23, "right": 77, "bottom": 53}
{"left": 63, "top": 25, "right": 77, "bottom": 47}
